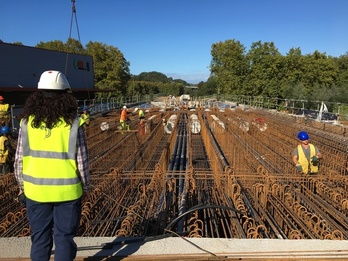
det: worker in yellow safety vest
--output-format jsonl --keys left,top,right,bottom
{"left": 0, "top": 126, "right": 15, "bottom": 174}
{"left": 14, "top": 70, "right": 90, "bottom": 261}
{"left": 134, "top": 107, "right": 145, "bottom": 119}
{"left": 0, "top": 96, "right": 10, "bottom": 126}
{"left": 138, "top": 108, "right": 145, "bottom": 119}
{"left": 80, "top": 106, "right": 91, "bottom": 129}
{"left": 293, "top": 131, "right": 322, "bottom": 175}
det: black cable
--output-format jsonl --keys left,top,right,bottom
{"left": 164, "top": 204, "right": 243, "bottom": 233}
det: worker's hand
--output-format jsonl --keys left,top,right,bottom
{"left": 296, "top": 165, "right": 302, "bottom": 172}
{"left": 17, "top": 193, "right": 26, "bottom": 205}
{"left": 311, "top": 156, "right": 319, "bottom": 166}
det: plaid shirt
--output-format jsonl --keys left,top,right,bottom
{"left": 14, "top": 124, "right": 90, "bottom": 193}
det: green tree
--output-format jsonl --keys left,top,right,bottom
{"left": 244, "top": 41, "right": 283, "bottom": 97}
{"left": 210, "top": 39, "right": 248, "bottom": 95}
{"left": 36, "top": 40, "right": 67, "bottom": 52}
{"left": 198, "top": 75, "right": 217, "bottom": 96}
{"left": 135, "top": 71, "right": 171, "bottom": 83}
{"left": 36, "top": 38, "right": 84, "bottom": 53}
{"left": 35, "top": 38, "right": 130, "bottom": 98}
{"left": 85, "top": 41, "right": 130, "bottom": 96}
{"left": 334, "top": 53, "right": 348, "bottom": 88}
{"left": 65, "top": 38, "right": 85, "bottom": 54}
{"left": 302, "top": 51, "right": 338, "bottom": 92}
{"left": 281, "top": 48, "right": 305, "bottom": 98}
{"left": 129, "top": 72, "right": 188, "bottom": 97}
{"left": 157, "top": 82, "right": 184, "bottom": 96}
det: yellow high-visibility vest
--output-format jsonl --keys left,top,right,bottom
{"left": 21, "top": 116, "right": 83, "bottom": 202}
{"left": 81, "top": 113, "right": 90, "bottom": 126}
{"left": 138, "top": 109, "right": 145, "bottom": 118}
{"left": 0, "top": 136, "right": 8, "bottom": 164}
{"left": 0, "top": 104, "right": 9, "bottom": 117}
{"left": 297, "top": 144, "right": 318, "bottom": 174}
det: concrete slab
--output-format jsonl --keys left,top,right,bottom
{"left": 1, "top": 237, "right": 348, "bottom": 260}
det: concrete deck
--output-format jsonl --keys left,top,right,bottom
{"left": 1, "top": 237, "right": 348, "bottom": 260}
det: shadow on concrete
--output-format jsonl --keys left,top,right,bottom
{"left": 76, "top": 237, "right": 144, "bottom": 260}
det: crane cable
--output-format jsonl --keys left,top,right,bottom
{"left": 69, "top": 0, "right": 81, "bottom": 44}
{"left": 65, "top": 0, "right": 92, "bottom": 101}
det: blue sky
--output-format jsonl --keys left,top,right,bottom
{"left": 1, "top": 0, "right": 348, "bottom": 84}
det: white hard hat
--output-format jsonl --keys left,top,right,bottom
{"left": 134, "top": 107, "right": 138, "bottom": 112}
{"left": 123, "top": 105, "right": 127, "bottom": 109}
{"left": 38, "top": 70, "right": 71, "bottom": 91}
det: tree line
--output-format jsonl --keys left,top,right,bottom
{"left": 209, "top": 39, "right": 348, "bottom": 107}
{"left": 12, "top": 38, "right": 348, "bottom": 110}
{"left": 33, "top": 39, "right": 190, "bottom": 100}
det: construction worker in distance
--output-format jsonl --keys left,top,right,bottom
{"left": 134, "top": 107, "right": 145, "bottom": 119}
{"left": 0, "top": 96, "right": 10, "bottom": 127}
{"left": 14, "top": 70, "right": 90, "bottom": 261}
{"left": 134, "top": 108, "right": 146, "bottom": 139}
{"left": 138, "top": 108, "right": 145, "bottom": 119}
{"left": 80, "top": 107, "right": 91, "bottom": 129}
{"left": 138, "top": 117, "right": 146, "bottom": 140}
{"left": 120, "top": 105, "right": 130, "bottom": 131}
{"left": 134, "top": 107, "right": 139, "bottom": 117}
{"left": 0, "top": 126, "right": 15, "bottom": 174}
{"left": 293, "top": 131, "right": 322, "bottom": 175}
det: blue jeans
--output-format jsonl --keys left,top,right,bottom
{"left": 26, "top": 197, "right": 82, "bottom": 261}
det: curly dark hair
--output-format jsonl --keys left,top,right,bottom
{"left": 20, "top": 91, "right": 78, "bottom": 129}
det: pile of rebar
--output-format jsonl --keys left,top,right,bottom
{"left": 1, "top": 107, "right": 348, "bottom": 240}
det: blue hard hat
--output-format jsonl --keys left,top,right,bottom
{"left": 297, "top": 131, "right": 309, "bottom": 140}
{"left": 82, "top": 107, "right": 88, "bottom": 111}
{"left": 1, "top": 126, "right": 10, "bottom": 135}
